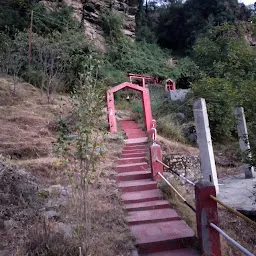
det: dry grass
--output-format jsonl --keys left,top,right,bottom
{"left": 160, "top": 178, "right": 197, "bottom": 233}
{"left": 15, "top": 138, "right": 134, "bottom": 256}
{"left": 157, "top": 134, "right": 199, "bottom": 155}
{"left": 0, "top": 76, "right": 70, "bottom": 183}
{"left": 0, "top": 76, "right": 134, "bottom": 256}
{"left": 157, "top": 117, "right": 187, "bottom": 144}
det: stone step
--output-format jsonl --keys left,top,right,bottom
{"left": 119, "top": 119, "right": 134, "bottom": 122}
{"left": 131, "top": 220, "right": 196, "bottom": 254}
{"left": 124, "top": 128, "right": 144, "bottom": 133}
{"left": 124, "top": 141, "right": 148, "bottom": 146}
{"left": 122, "top": 189, "right": 163, "bottom": 204}
{"left": 116, "top": 170, "right": 152, "bottom": 181}
{"left": 122, "top": 152, "right": 147, "bottom": 158}
{"left": 121, "top": 124, "right": 141, "bottom": 128}
{"left": 125, "top": 131, "right": 146, "bottom": 136}
{"left": 120, "top": 121, "right": 138, "bottom": 124}
{"left": 116, "top": 162, "right": 148, "bottom": 173}
{"left": 121, "top": 122, "right": 140, "bottom": 125}
{"left": 120, "top": 121, "right": 139, "bottom": 124}
{"left": 125, "top": 130, "right": 146, "bottom": 134}
{"left": 124, "top": 143, "right": 147, "bottom": 148}
{"left": 118, "top": 179, "right": 157, "bottom": 192}
{"left": 122, "top": 128, "right": 141, "bottom": 131}
{"left": 126, "top": 209, "right": 180, "bottom": 225}
{"left": 124, "top": 145, "right": 147, "bottom": 151}
{"left": 126, "top": 133, "right": 146, "bottom": 136}
{"left": 125, "top": 200, "right": 170, "bottom": 212}
{"left": 124, "top": 138, "right": 148, "bottom": 144}
{"left": 122, "top": 149, "right": 148, "bottom": 155}
{"left": 127, "top": 134, "right": 147, "bottom": 139}
{"left": 140, "top": 248, "right": 201, "bottom": 256}
{"left": 118, "top": 157, "right": 147, "bottom": 165}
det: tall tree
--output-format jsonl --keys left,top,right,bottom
{"left": 157, "top": 0, "right": 241, "bottom": 51}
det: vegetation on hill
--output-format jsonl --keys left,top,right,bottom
{"left": 1, "top": 0, "right": 256, "bottom": 155}
{"left": 1, "top": 0, "right": 256, "bottom": 255}
{"left": 132, "top": 0, "right": 256, "bottom": 164}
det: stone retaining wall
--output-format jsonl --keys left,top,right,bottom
{"left": 163, "top": 154, "right": 202, "bottom": 183}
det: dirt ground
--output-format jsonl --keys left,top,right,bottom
{"left": 0, "top": 76, "right": 134, "bottom": 256}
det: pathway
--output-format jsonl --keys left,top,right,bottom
{"left": 218, "top": 174, "right": 256, "bottom": 214}
{"left": 116, "top": 120, "right": 200, "bottom": 256}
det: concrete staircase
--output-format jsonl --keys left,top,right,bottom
{"left": 117, "top": 120, "right": 200, "bottom": 256}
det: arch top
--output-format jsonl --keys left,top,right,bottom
{"left": 107, "top": 82, "right": 148, "bottom": 94}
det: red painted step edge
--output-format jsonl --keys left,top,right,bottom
{"left": 122, "top": 189, "right": 163, "bottom": 204}
{"left": 126, "top": 209, "right": 180, "bottom": 225}
{"left": 140, "top": 248, "right": 201, "bottom": 256}
{"left": 124, "top": 200, "right": 170, "bottom": 212}
{"left": 116, "top": 170, "right": 151, "bottom": 181}
{"left": 116, "top": 162, "right": 148, "bottom": 173}
{"left": 118, "top": 157, "right": 147, "bottom": 165}
{"left": 118, "top": 179, "right": 157, "bottom": 192}
{"left": 131, "top": 220, "right": 196, "bottom": 253}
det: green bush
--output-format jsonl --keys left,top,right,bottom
{"left": 32, "top": 4, "right": 77, "bottom": 36}
{"left": 157, "top": 115, "right": 186, "bottom": 143}
{"left": 0, "top": 0, "right": 30, "bottom": 36}
{"left": 131, "top": 100, "right": 144, "bottom": 122}
{"left": 176, "top": 57, "right": 203, "bottom": 88}
{"left": 100, "top": 67, "right": 127, "bottom": 87}
{"left": 193, "top": 25, "right": 256, "bottom": 81}
{"left": 0, "top": 28, "right": 97, "bottom": 93}
{"left": 107, "top": 37, "right": 176, "bottom": 78}
{"left": 23, "top": 69, "right": 43, "bottom": 87}
{"left": 0, "top": 2, "right": 77, "bottom": 37}
{"left": 100, "top": 9, "right": 123, "bottom": 42}
{"left": 191, "top": 77, "right": 237, "bottom": 141}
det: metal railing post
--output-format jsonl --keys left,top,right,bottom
{"left": 150, "top": 143, "right": 163, "bottom": 181}
{"left": 151, "top": 119, "right": 156, "bottom": 129}
{"left": 195, "top": 180, "right": 222, "bottom": 256}
{"left": 149, "top": 127, "right": 157, "bottom": 142}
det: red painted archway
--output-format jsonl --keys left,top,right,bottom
{"left": 107, "top": 82, "right": 153, "bottom": 133}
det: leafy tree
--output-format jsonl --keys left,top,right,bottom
{"left": 107, "top": 37, "right": 176, "bottom": 78}
{"left": 0, "top": 0, "right": 30, "bottom": 36}
{"left": 192, "top": 77, "right": 237, "bottom": 141}
{"left": 100, "top": 9, "right": 124, "bottom": 43}
{"left": 176, "top": 57, "right": 203, "bottom": 88}
{"left": 135, "top": 0, "right": 147, "bottom": 39}
{"left": 193, "top": 24, "right": 256, "bottom": 81}
{"left": 54, "top": 58, "right": 105, "bottom": 254}
{"left": 156, "top": 0, "right": 242, "bottom": 51}
{"left": 135, "top": 0, "right": 158, "bottom": 43}
{"left": 238, "top": 3, "right": 252, "bottom": 21}
{"left": 32, "top": 4, "right": 77, "bottom": 36}
{"left": 0, "top": 1, "right": 77, "bottom": 37}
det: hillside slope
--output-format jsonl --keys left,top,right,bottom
{"left": 0, "top": 77, "right": 134, "bottom": 255}
{"left": 62, "top": 0, "right": 138, "bottom": 51}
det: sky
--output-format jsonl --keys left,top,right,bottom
{"left": 238, "top": 0, "right": 255, "bottom": 5}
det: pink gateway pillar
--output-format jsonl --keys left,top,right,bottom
{"left": 106, "top": 91, "right": 116, "bottom": 132}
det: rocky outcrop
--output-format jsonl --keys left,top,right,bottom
{"left": 245, "top": 33, "right": 256, "bottom": 46}
{"left": 63, "top": 0, "right": 138, "bottom": 52}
